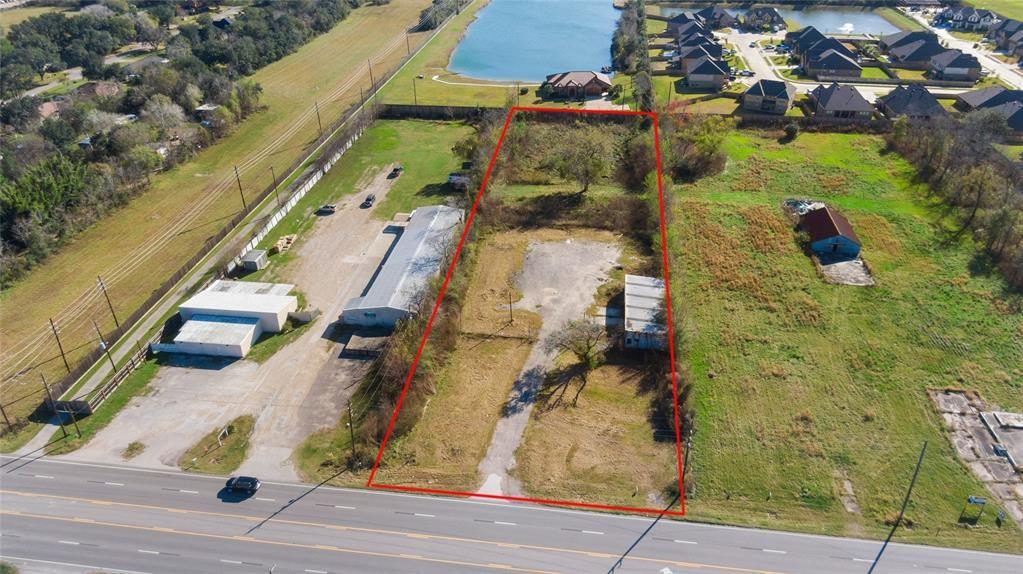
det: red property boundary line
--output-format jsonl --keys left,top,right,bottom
{"left": 366, "top": 106, "right": 685, "bottom": 517}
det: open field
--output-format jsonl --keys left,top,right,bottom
{"left": 967, "top": 0, "right": 1023, "bottom": 21}
{"left": 671, "top": 129, "right": 1023, "bottom": 552}
{"left": 0, "top": 5, "right": 68, "bottom": 33}
{"left": 0, "top": 1, "right": 435, "bottom": 428}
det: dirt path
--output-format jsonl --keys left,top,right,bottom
{"left": 477, "top": 239, "right": 619, "bottom": 497}
{"left": 66, "top": 168, "right": 400, "bottom": 480}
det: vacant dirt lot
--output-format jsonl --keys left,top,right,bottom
{"left": 65, "top": 169, "right": 401, "bottom": 480}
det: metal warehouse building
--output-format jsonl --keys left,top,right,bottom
{"left": 623, "top": 274, "right": 667, "bottom": 351}
{"left": 162, "top": 280, "right": 298, "bottom": 358}
{"left": 341, "top": 205, "right": 464, "bottom": 329}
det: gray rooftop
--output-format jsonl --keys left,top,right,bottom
{"left": 174, "top": 314, "right": 260, "bottom": 347}
{"left": 347, "top": 205, "right": 463, "bottom": 314}
{"left": 624, "top": 275, "right": 667, "bottom": 336}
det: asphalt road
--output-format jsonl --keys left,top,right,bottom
{"left": 1, "top": 456, "right": 1019, "bottom": 574}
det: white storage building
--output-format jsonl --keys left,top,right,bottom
{"left": 623, "top": 274, "right": 668, "bottom": 351}
{"left": 163, "top": 280, "right": 298, "bottom": 358}
{"left": 342, "top": 205, "right": 463, "bottom": 328}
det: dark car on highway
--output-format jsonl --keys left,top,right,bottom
{"left": 226, "top": 476, "right": 261, "bottom": 494}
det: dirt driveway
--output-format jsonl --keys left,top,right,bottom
{"left": 477, "top": 238, "right": 620, "bottom": 496}
{"left": 67, "top": 168, "right": 400, "bottom": 480}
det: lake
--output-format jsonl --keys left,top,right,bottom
{"left": 448, "top": 0, "right": 618, "bottom": 82}
{"left": 659, "top": 6, "right": 900, "bottom": 36}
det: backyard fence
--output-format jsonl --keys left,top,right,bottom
{"left": 378, "top": 103, "right": 493, "bottom": 121}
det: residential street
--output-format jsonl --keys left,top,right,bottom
{"left": 904, "top": 10, "right": 1023, "bottom": 90}
{"left": 1, "top": 456, "right": 1020, "bottom": 574}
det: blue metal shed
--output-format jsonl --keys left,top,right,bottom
{"left": 800, "top": 206, "right": 861, "bottom": 261}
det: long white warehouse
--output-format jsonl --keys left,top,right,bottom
{"left": 342, "top": 205, "right": 463, "bottom": 328}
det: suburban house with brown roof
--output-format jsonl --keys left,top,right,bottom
{"left": 741, "top": 80, "right": 797, "bottom": 115}
{"left": 743, "top": 6, "right": 785, "bottom": 32}
{"left": 694, "top": 6, "right": 736, "bottom": 30}
{"left": 799, "top": 206, "right": 861, "bottom": 261}
{"left": 685, "top": 57, "right": 731, "bottom": 90}
{"left": 541, "top": 71, "right": 612, "bottom": 99}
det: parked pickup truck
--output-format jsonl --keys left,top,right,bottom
{"left": 447, "top": 172, "right": 472, "bottom": 190}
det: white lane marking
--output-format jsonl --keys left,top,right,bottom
{"left": 1, "top": 555, "right": 152, "bottom": 574}
{"left": 34, "top": 475, "right": 54, "bottom": 479}
{"left": 305, "top": 570, "right": 328, "bottom": 574}
{"left": 105, "top": 482, "right": 124, "bottom": 486}
{"left": 763, "top": 549, "right": 787, "bottom": 554}
{"left": 58, "top": 540, "right": 80, "bottom": 545}
{"left": 334, "top": 505, "right": 356, "bottom": 510}
{"left": 255, "top": 497, "right": 276, "bottom": 502}
{"left": 853, "top": 558, "right": 873, "bottom": 563}
{"left": 582, "top": 530, "right": 604, "bottom": 535}
{"left": 674, "top": 539, "right": 698, "bottom": 545}
{"left": 221, "top": 559, "right": 242, "bottom": 564}
{"left": 179, "top": 489, "right": 198, "bottom": 494}
{"left": 494, "top": 521, "right": 516, "bottom": 526}
{"left": 948, "top": 569, "right": 972, "bottom": 573}
{"left": 413, "top": 513, "right": 434, "bottom": 518}
{"left": 137, "top": 549, "right": 160, "bottom": 555}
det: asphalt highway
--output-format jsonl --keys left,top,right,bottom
{"left": 0, "top": 456, "right": 1019, "bottom": 574}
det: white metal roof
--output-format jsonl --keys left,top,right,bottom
{"left": 206, "top": 279, "right": 293, "bottom": 296}
{"left": 174, "top": 315, "right": 260, "bottom": 346}
{"left": 346, "top": 205, "right": 463, "bottom": 315}
{"left": 624, "top": 274, "right": 667, "bottom": 335}
{"left": 180, "top": 291, "right": 296, "bottom": 315}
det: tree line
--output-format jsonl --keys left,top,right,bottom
{"left": 611, "top": 0, "right": 653, "bottom": 111}
{"left": 887, "top": 112, "right": 1023, "bottom": 290}
{"left": 0, "top": 1, "right": 364, "bottom": 286}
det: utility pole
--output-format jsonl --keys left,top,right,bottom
{"left": 868, "top": 441, "right": 928, "bottom": 574}
{"left": 92, "top": 319, "right": 116, "bottom": 372}
{"left": 507, "top": 286, "right": 514, "bottom": 324}
{"left": 41, "top": 374, "right": 68, "bottom": 439}
{"left": 516, "top": 82, "right": 520, "bottom": 106}
{"left": 405, "top": 33, "right": 411, "bottom": 55}
{"left": 270, "top": 166, "right": 281, "bottom": 207}
{"left": 367, "top": 59, "right": 375, "bottom": 88}
{"left": 314, "top": 101, "right": 324, "bottom": 138}
{"left": 96, "top": 275, "right": 120, "bottom": 330}
{"left": 347, "top": 402, "right": 357, "bottom": 463}
{"left": 0, "top": 402, "right": 12, "bottom": 433}
{"left": 234, "top": 165, "right": 248, "bottom": 211}
{"left": 49, "top": 318, "right": 71, "bottom": 373}
{"left": 62, "top": 405, "right": 81, "bottom": 438}
{"left": 412, "top": 78, "right": 418, "bottom": 106}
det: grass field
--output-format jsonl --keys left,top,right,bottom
{"left": 670, "top": 130, "right": 1023, "bottom": 552}
{"left": 967, "top": 0, "right": 1023, "bottom": 21}
{"left": 179, "top": 415, "right": 255, "bottom": 474}
{"left": 876, "top": 7, "right": 926, "bottom": 32}
{"left": 860, "top": 66, "right": 891, "bottom": 80}
{"left": 0, "top": 6, "right": 68, "bottom": 34}
{"left": 0, "top": 1, "right": 436, "bottom": 427}
{"left": 893, "top": 68, "right": 928, "bottom": 81}
{"left": 517, "top": 355, "right": 677, "bottom": 509}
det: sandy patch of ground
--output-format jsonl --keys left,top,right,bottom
{"left": 66, "top": 168, "right": 401, "bottom": 480}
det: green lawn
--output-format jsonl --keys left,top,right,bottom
{"left": 875, "top": 7, "right": 925, "bottom": 32}
{"left": 894, "top": 68, "right": 928, "bottom": 81}
{"left": 686, "top": 97, "right": 739, "bottom": 115}
{"left": 860, "top": 66, "right": 891, "bottom": 80}
{"left": 949, "top": 30, "right": 986, "bottom": 43}
{"left": 967, "top": 0, "right": 1023, "bottom": 21}
{"left": 995, "top": 142, "right": 1023, "bottom": 161}
{"left": 0, "top": 6, "right": 69, "bottom": 34}
{"left": 671, "top": 130, "right": 1023, "bottom": 552}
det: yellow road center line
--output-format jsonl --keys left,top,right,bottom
{"left": 0, "top": 489, "right": 785, "bottom": 574}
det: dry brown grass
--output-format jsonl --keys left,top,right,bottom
{"left": 374, "top": 330, "right": 534, "bottom": 491}
{"left": 516, "top": 360, "right": 677, "bottom": 508}
{"left": 460, "top": 232, "right": 542, "bottom": 339}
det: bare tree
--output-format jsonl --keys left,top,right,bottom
{"left": 543, "top": 318, "right": 609, "bottom": 406}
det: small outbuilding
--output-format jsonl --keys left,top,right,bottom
{"left": 241, "top": 249, "right": 269, "bottom": 272}
{"left": 623, "top": 275, "right": 667, "bottom": 351}
{"left": 799, "top": 206, "right": 861, "bottom": 261}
